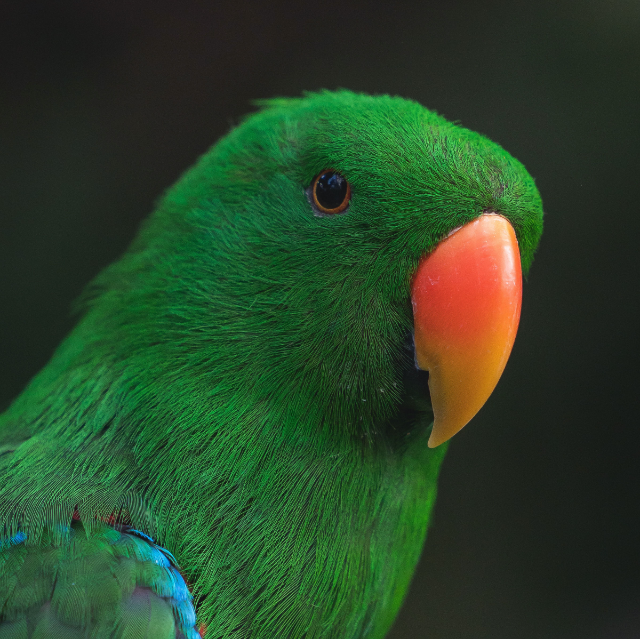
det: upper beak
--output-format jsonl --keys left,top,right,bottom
{"left": 411, "top": 214, "right": 522, "bottom": 448}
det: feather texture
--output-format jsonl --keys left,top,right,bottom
{"left": 0, "top": 524, "right": 199, "bottom": 638}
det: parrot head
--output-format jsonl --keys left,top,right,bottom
{"left": 76, "top": 90, "right": 542, "bottom": 452}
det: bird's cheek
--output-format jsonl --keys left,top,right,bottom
{"left": 411, "top": 214, "right": 522, "bottom": 448}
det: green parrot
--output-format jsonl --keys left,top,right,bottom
{"left": 0, "top": 90, "right": 543, "bottom": 638}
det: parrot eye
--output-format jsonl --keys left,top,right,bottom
{"left": 310, "top": 170, "right": 351, "bottom": 215}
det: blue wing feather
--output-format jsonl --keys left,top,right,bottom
{"left": 0, "top": 524, "right": 200, "bottom": 639}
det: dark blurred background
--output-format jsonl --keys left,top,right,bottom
{"left": 1, "top": 1, "right": 638, "bottom": 637}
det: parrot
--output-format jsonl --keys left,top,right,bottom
{"left": 0, "top": 90, "right": 543, "bottom": 638}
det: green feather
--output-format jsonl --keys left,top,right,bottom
{"left": 0, "top": 90, "right": 543, "bottom": 637}
{"left": 0, "top": 524, "right": 186, "bottom": 638}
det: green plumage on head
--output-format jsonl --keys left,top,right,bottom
{"left": 0, "top": 90, "right": 543, "bottom": 637}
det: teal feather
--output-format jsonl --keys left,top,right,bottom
{"left": 0, "top": 91, "right": 543, "bottom": 637}
{"left": 0, "top": 524, "right": 199, "bottom": 638}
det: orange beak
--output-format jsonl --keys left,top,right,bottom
{"left": 411, "top": 214, "right": 522, "bottom": 448}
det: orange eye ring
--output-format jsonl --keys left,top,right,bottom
{"left": 311, "top": 170, "right": 351, "bottom": 214}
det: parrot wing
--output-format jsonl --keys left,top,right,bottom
{"left": 0, "top": 524, "right": 200, "bottom": 639}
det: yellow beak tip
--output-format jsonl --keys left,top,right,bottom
{"left": 427, "top": 422, "right": 465, "bottom": 448}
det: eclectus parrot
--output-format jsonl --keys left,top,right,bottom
{"left": 0, "top": 91, "right": 543, "bottom": 638}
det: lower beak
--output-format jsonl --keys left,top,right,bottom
{"left": 411, "top": 214, "right": 522, "bottom": 448}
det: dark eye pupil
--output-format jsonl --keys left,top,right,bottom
{"left": 315, "top": 171, "right": 348, "bottom": 210}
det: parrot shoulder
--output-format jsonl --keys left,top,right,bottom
{"left": 0, "top": 523, "right": 200, "bottom": 639}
